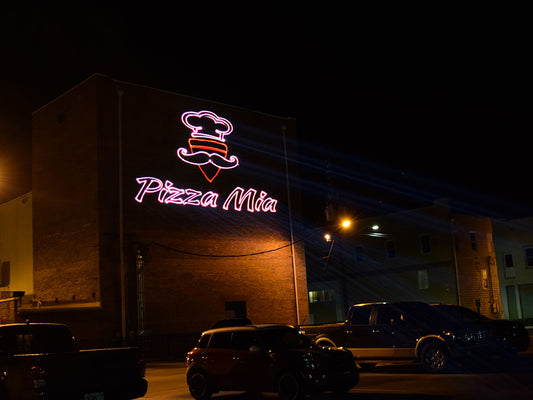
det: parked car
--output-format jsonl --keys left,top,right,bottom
{"left": 186, "top": 323, "right": 358, "bottom": 400}
{"left": 300, "top": 301, "right": 528, "bottom": 372}
{"left": 0, "top": 322, "right": 147, "bottom": 400}
{"left": 431, "top": 304, "right": 530, "bottom": 354}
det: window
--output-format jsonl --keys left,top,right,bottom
{"left": 0, "top": 261, "right": 10, "bottom": 287}
{"left": 197, "top": 333, "right": 211, "bottom": 349}
{"left": 349, "top": 306, "right": 372, "bottom": 325}
{"left": 504, "top": 254, "right": 516, "bottom": 278}
{"left": 481, "top": 269, "right": 489, "bottom": 289}
{"left": 470, "top": 233, "right": 477, "bottom": 251}
{"left": 308, "top": 290, "right": 334, "bottom": 303}
{"left": 231, "top": 331, "right": 256, "bottom": 350}
{"left": 376, "top": 306, "right": 402, "bottom": 326}
{"left": 525, "top": 247, "right": 533, "bottom": 268}
{"left": 386, "top": 240, "right": 396, "bottom": 258}
{"left": 225, "top": 301, "right": 246, "bottom": 318}
{"left": 418, "top": 269, "right": 429, "bottom": 289}
{"left": 209, "top": 332, "right": 232, "bottom": 349}
{"left": 420, "top": 235, "right": 431, "bottom": 254}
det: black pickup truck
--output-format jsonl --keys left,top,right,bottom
{"left": 300, "top": 301, "right": 529, "bottom": 372}
{"left": 0, "top": 323, "right": 147, "bottom": 399}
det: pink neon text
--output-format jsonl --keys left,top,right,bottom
{"left": 134, "top": 177, "right": 277, "bottom": 213}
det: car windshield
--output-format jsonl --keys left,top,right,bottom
{"left": 257, "top": 328, "right": 311, "bottom": 350}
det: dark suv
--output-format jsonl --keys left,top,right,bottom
{"left": 186, "top": 324, "right": 358, "bottom": 400}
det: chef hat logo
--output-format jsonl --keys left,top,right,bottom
{"left": 177, "top": 110, "right": 239, "bottom": 183}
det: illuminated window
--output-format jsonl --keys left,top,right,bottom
{"left": 308, "top": 290, "right": 334, "bottom": 303}
{"left": 482, "top": 269, "right": 489, "bottom": 290}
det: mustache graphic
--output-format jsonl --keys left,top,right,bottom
{"left": 177, "top": 148, "right": 240, "bottom": 169}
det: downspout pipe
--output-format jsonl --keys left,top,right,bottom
{"left": 117, "top": 87, "right": 127, "bottom": 346}
{"left": 282, "top": 124, "right": 300, "bottom": 325}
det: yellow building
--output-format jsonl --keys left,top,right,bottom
{"left": 0, "top": 193, "right": 33, "bottom": 322}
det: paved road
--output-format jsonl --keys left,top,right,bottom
{"left": 143, "top": 356, "right": 533, "bottom": 400}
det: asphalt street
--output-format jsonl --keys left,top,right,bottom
{"left": 142, "top": 354, "right": 533, "bottom": 400}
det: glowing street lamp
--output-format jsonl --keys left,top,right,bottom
{"left": 323, "top": 219, "right": 352, "bottom": 270}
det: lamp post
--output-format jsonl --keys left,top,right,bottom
{"left": 321, "top": 219, "right": 386, "bottom": 314}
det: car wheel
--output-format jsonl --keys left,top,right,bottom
{"left": 420, "top": 341, "right": 449, "bottom": 373}
{"left": 188, "top": 370, "right": 213, "bottom": 400}
{"left": 278, "top": 371, "right": 304, "bottom": 400}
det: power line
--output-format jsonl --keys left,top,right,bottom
{"left": 151, "top": 239, "right": 303, "bottom": 258}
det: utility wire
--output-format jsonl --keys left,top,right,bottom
{"left": 150, "top": 222, "right": 345, "bottom": 258}
{"left": 151, "top": 238, "right": 304, "bottom": 258}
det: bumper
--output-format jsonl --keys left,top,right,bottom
{"left": 36, "top": 379, "right": 148, "bottom": 400}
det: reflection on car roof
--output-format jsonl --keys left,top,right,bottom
{"left": 203, "top": 324, "right": 295, "bottom": 334}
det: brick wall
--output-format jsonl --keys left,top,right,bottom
{"left": 30, "top": 75, "right": 309, "bottom": 355}
{"left": 453, "top": 215, "right": 502, "bottom": 316}
{"left": 0, "top": 297, "right": 24, "bottom": 324}
{"left": 32, "top": 77, "right": 101, "bottom": 304}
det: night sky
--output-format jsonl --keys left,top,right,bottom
{"left": 1, "top": 3, "right": 532, "bottom": 219}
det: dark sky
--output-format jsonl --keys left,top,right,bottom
{"left": 1, "top": 3, "right": 532, "bottom": 218}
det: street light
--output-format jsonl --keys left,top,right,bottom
{"left": 322, "top": 219, "right": 352, "bottom": 270}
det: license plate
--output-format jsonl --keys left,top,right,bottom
{"left": 84, "top": 392, "right": 104, "bottom": 400}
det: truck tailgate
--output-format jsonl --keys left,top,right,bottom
{"left": 33, "top": 347, "right": 147, "bottom": 398}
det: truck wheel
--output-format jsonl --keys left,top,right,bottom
{"left": 188, "top": 370, "right": 213, "bottom": 400}
{"left": 420, "top": 341, "right": 449, "bottom": 373}
{"left": 278, "top": 371, "right": 304, "bottom": 400}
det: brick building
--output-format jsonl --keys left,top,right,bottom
{"left": 23, "top": 74, "right": 309, "bottom": 356}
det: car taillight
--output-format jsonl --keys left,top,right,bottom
{"left": 31, "top": 363, "right": 46, "bottom": 389}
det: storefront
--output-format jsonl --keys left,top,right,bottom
{"left": 27, "top": 74, "right": 309, "bottom": 356}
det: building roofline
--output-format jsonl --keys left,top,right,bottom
{"left": 32, "top": 73, "right": 296, "bottom": 122}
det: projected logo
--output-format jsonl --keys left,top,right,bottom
{"left": 177, "top": 110, "right": 239, "bottom": 182}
